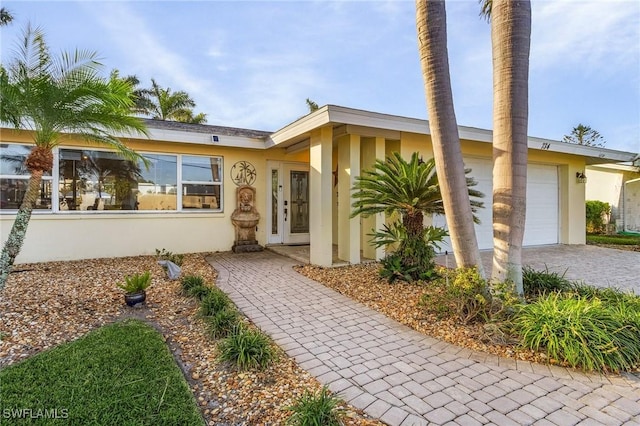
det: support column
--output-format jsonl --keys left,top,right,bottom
{"left": 310, "top": 126, "right": 333, "bottom": 266}
{"left": 338, "top": 134, "right": 361, "bottom": 263}
{"left": 361, "top": 137, "right": 387, "bottom": 260}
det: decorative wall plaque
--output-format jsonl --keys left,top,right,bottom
{"left": 230, "top": 161, "right": 257, "bottom": 186}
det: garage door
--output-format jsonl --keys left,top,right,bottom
{"left": 433, "top": 158, "right": 558, "bottom": 251}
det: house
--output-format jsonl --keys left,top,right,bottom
{"left": 1, "top": 105, "right": 637, "bottom": 265}
{"left": 586, "top": 163, "right": 640, "bottom": 233}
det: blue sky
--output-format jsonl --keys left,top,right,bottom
{"left": 1, "top": 0, "right": 639, "bottom": 153}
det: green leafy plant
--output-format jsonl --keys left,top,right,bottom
{"left": 199, "top": 289, "right": 232, "bottom": 317}
{"left": 286, "top": 386, "right": 345, "bottom": 426}
{"left": 585, "top": 200, "right": 611, "bottom": 234}
{"left": 116, "top": 271, "right": 152, "bottom": 294}
{"left": 205, "top": 307, "right": 240, "bottom": 339}
{"left": 218, "top": 324, "right": 277, "bottom": 370}
{"left": 188, "top": 285, "right": 212, "bottom": 301}
{"left": 181, "top": 275, "right": 206, "bottom": 296}
{"left": 513, "top": 293, "right": 640, "bottom": 372}
{"left": 522, "top": 265, "right": 573, "bottom": 298}
{"left": 446, "top": 267, "right": 491, "bottom": 324}
{"left": 155, "top": 248, "right": 184, "bottom": 266}
{"left": 372, "top": 222, "right": 447, "bottom": 283}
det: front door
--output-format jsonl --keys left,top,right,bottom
{"left": 266, "top": 162, "right": 310, "bottom": 245}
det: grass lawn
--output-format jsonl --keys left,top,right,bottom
{"left": 587, "top": 233, "right": 640, "bottom": 246}
{"left": 0, "top": 319, "right": 204, "bottom": 425}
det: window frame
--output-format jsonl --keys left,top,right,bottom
{"left": 0, "top": 143, "right": 225, "bottom": 214}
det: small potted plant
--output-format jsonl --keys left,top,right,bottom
{"left": 117, "top": 271, "right": 152, "bottom": 306}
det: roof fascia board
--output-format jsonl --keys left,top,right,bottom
{"left": 129, "top": 127, "right": 266, "bottom": 149}
{"left": 266, "top": 107, "right": 331, "bottom": 148}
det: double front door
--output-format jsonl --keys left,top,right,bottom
{"left": 267, "top": 161, "right": 310, "bottom": 245}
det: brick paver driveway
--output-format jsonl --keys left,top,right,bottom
{"left": 208, "top": 251, "right": 640, "bottom": 426}
{"left": 437, "top": 245, "right": 639, "bottom": 292}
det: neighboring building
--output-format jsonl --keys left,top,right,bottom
{"left": 1, "top": 105, "right": 637, "bottom": 265}
{"left": 586, "top": 163, "right": 640, "bottom": 233}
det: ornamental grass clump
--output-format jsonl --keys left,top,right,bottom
{"left": 522, "top": 265, "right": 573, "bottom": 298}
{"left": 218, "top": 324, "right": 277, "bottom": 370}
{"left": 285, "top": 386, "right": 345, "bottom": 426}
{"left": 181, "top": 275, "right": 206, "bottom": 296}
{"left": 514, "top": 293, "right": 640, "bottom": 372}
{"left": 199, "top": 288, "right": 232, "bottom": 316}
{"left": 205, "top": 307, "right": 240, "bottom": 339}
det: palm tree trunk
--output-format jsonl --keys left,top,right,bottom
{"left": 0, "top": 171, "right": 43, "bottom": 289}
{"left": 416, "top": 0, "right": 485, "bottom": 277}
{"left": 490, "top": 0, "right": 531, "bottom": 294}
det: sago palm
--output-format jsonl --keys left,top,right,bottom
{"left": 0, "top": 25, "right": 148, "bottom": 289}
{"left": 351, "top": 151, "right": 483, "bottom": 238}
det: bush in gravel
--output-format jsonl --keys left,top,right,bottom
{"left": 513, "top": 293, "right": 640, "bottom": 372}
{"left": 199, "top": 288, "right": 232, "bottom": 316}
{"left": 204, "top": 307, "right": 240, "bottom": 339}
{"left": 522, "top": 266, "right": 573, "bottom": 298}
{"left": 285, "top": 386, "right": 345, "bottom": 426}
{"left": 421, "top": 267, "right": 497, "bottom": 324}
{"left": 187, "top": 284, "right": 213, "bottom": 301}
{"left": 218, "top": 324, "right": 277, "bottom": 370}
{"left": 181, "top": 275, "right": 206, "bottom": 295}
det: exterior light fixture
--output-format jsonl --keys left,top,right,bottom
{"left": 212, "top": 135, "right": 219, "bottom": 143}
{"left": 576, "top": 171, "right": 587, "bottom": 184}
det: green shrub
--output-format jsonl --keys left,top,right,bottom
{"left": 199, "top": 288, "right": 232, "bottom": 316}
{"left": 585, "top": 200, "right": 611, "bottom": 234}
{"left": 218, "top": 324, "right": 277, "bottom": 370}
{"left": 514, "top": 293, "right": 640, "bottom": 372}
{"left": 187, "top": 284, "right": 212, "bottom": 301}
{"left": 286, "top": 386, "right": 345, "bottom": 426}
{"left": 205, "top": 308, "right": 240, "bottom": 339}
{"left": 181, "top": 275, "right": 206, "bottom": 295}
{"left": 522, "top": 266, "right": 573, "bottom": 298}
{"left": 372, "top": 222, "right": 446, "bottom": 283}
{"left": 448, "top": 267, "right": 491, "bottom": 324}
{"left": 155, "top": 248, "right": 184, "bottom": 266}
{"left": 420, "top": 268, "right": 499, "bottom": 324}
{"left": 116, "top": 271, "right": 152, "bottom": 293}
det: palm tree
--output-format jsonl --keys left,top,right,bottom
{"left": 137, "top": 79, "right": 207, "bottom": 123}
{"left": 484, "top": 0, "right": 531, "bottom": 295}
{"left": 0, "top": 25, "right": 148, "bottom": 289}
{"left": 352, "top": 152, "right": 483, "bottom": 280}
{"left": 352, "top": 152, "right": 483, "bottom": 237}
{"left": 416, "top": 0, "right": 486, "bottom": 277}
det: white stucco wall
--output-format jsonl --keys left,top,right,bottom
{"left": 0, "top": 213, "right": 235, "bottom": 264}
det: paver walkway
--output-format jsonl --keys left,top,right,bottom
{"left": 207, "top": 251, "right": 640, "bottom": 426}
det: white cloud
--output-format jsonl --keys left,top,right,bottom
{"left": 531, "top": 0, "right": 640, "bottom": 74}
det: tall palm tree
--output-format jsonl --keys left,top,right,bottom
{"left": 485, "top": 0, "right": 531, "bottom": 294}
{"left": 137, "top": 79, "right": 207, "bottom": 123}
{"left": 416, "top": 0, "right": 486, "bottom": 277}
{"left": 0, "top": 25, "right": 148, "bottom": 289}
{"left": 351, "top": 152, "right": 483, "bottom": 237}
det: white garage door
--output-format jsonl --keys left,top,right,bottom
{"left": 433, "top": 158, "right": 558, "bottom": 251}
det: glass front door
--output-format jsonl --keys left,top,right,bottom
{"left": 283, "top": 163, "right": 310, "bottom": 244}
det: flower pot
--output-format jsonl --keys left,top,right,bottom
{"left": 124, "top": 291, "right": 146, "bottom": 307}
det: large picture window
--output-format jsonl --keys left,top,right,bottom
{"left": 59, "top": 149, "right": 178, "bottom": 211}
{"left": 1, "top": 144, "right": 223, "bottom": 213}
{"left": 0, "top": 144, "right": 52, "bottom": 210}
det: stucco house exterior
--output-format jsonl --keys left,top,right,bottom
{"left": 1, "top": 105, "right": 637, "bottom": 265}
{"left": 586, "top": 163, "right": 640, "bottom": 233}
